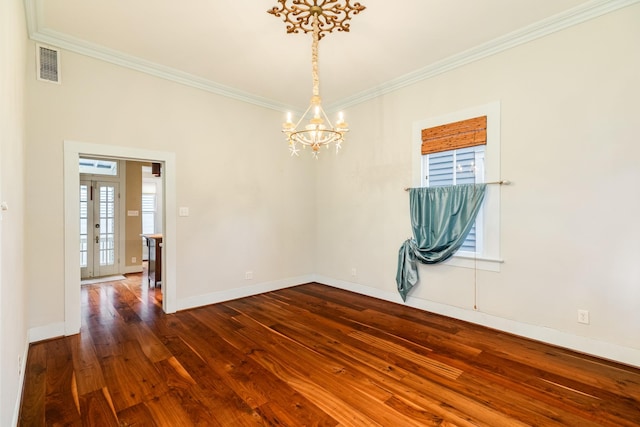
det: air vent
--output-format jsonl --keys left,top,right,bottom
{"left": 36, "top": 44, "right": 61, "bottom": 84}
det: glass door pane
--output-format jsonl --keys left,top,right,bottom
{"left": 95, "top": 182, "right": 118, "bottom": 275}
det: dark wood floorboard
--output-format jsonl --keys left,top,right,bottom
{"left": 18, "top": 274, "right": 640, "bottom": 426}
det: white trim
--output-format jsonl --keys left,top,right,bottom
{"left": 328, "top": 0, "right": 640, "bottom": 111}
{"left": 28, "top": 322, "right": 66, "bottom": 343}
{"left": 27, "top": 26, "right": 295, "bottom": 113}
{"left": 35, "top": 43, "right": 61, "bottom": 84}
{"left": 314, "top": 276, "right": 640, "bottom": 369}
{"left": 176, "top": 275, "right": 316, "bottom": 311}
{"left": 441, "top": 255, "right": 503, "bottom": 273}
{"left": 123, "top": 265, "right": 144, "bottom": 274}
{"left": 11, "top": 336, "right": 30, "bottom": 427}
{"left": 64, "top": 141, "right": 177, "bottom": 336}
{"left": 117, "top": 169, "right": 126, "bottom": 276}
{"left": 23, "top": 0, "right": 640, "bottom": 113}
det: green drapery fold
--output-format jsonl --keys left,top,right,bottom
{"left": 396, "top": 184, "right": 487, "bottom": 301}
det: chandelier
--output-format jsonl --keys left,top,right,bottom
{"left": 268, "top": 0, "right": 366, "bottom": 158}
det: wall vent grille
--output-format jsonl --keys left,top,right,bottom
{"left": 36, "top": 44, "right": 61, "bottom": 84}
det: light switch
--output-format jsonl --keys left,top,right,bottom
{"left": 179, "top": 207, "right": 189, "bottom": 217}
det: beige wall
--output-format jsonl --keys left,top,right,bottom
{"left": 0, "top": 0, "right": 28, "bottom": 424}
{"left": 316, "top": 4, "right": 640, "bottom": 363}
{"left": 26, "top": 45, "right": 317, "bottom": 329}
{"left": 125, "top": 161, "right": 143, "bottom": 270}
{"left": 20, "top": 1, "right": 640, "bottom": 376}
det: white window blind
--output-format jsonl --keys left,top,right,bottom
{"left": 423, "top": 146, "right": 485, "bottom": 253}
{"left": 141, "top": 193, "right": 156, "bottom": 235}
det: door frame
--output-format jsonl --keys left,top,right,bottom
{"left": 64, "top": 140, "right": 177, "bottom": 335}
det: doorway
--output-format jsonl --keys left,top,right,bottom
{"left": 64, "top": 140, "right": 177, "bottom": 336}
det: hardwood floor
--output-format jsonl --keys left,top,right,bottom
{"left": 18, "top": 275, "right": 640, "bottom": 426}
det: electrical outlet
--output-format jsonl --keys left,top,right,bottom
{"left": 18, "top": 355, "right": 22, "bottom": 375}
{"left": 350, "top": 268, "right": 357, "bottom": 277}
{"left": 577, "top": 309, "right": 590, "bottom": 324}
{"left": 132, "top": 257, "right": 137, "bottom": 263}
{"left": 245, "top": 271, "right": 253, "bottom": 280}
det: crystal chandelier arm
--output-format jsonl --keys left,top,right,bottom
{"left": 318, "top": 104, "right": 336, "bottom": 129}
{"left": 293, "top": 103, "right": 314, "bottom": 129}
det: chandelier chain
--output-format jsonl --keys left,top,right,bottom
{"left": 311, "top": 17, "right": 320, "bottom": 97}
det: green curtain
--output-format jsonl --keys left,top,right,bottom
{"left": 396, "top": 184, "right": 487, "bottom": 301}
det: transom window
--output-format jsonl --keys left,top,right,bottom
{"left": 79, "top": 158, "right": 118, "bottom": 176}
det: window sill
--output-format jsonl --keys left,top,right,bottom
{"left": 445, "top": 253, "right": 503, "bottom": 272}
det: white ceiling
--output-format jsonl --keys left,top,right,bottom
{"left": 25, "top": 0, "right": 636, "bottom": 111}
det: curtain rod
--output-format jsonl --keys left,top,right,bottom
{"left": 404, "top": 180, "right": 510, "bottom": 191}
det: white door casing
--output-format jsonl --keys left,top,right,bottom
{"left": 64, "top": 140, "right": 177, "bottom": 335}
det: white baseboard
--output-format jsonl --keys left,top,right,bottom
{"left": 314, "top": 275, "right": 640, "bottom": 369}
{"left": 176, "top": 275, "right": 317, "bottom": 311}
{"left": 12, "top": 336, "right": 30, "bottom": 427}
{"left": 122, "top": 265, "right": 143, "bottom": 274}
{"left": 28, "top": 322, "right": 65, "bottom": 343}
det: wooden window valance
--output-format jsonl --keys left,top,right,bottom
{"left": 421, "top": 116, "right": 487, "bottom": 155}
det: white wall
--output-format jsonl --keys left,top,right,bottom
{"left": 25, "top": 48, "right": 317, "bottom": 330}
{"left": 0, "top": 0, "right": 28, "bottom": 424}
{"left": 316, "top": 4, "right": 640, "bottom": 366}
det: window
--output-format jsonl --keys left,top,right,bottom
{"left": 141, "top": 181, "right": 157, "bottom": 260}
{"left": 79, "top": 158, "right": 118, "bottom": 176}
{"left": 142, "top": 190, "right": 156, "bottom": 235}
{"left": 412, "top": 102, "right": 502, "bottom": 271}
{"left": 422, "top": 146, "right": 485, "bottom": 253}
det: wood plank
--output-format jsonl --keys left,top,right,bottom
{"left": 78, "top": 388, "right": 119, "bottom": 427}
{"left": 236, "top": 309, "right": 519, "bottom": 425}
{"left": 179, "top": 309, "right": 339, "bottom": 426}
{"left": 159, "top": 335, "right": 260, "bottom": 426}
{"left": 226, "top": 307, "right": 461, "bottom": 427}
{"left": 18, "top": 342, "right": 47, "bottom": 426}
{"left": 142, "top": 392, "right": 196, "bottom": 427}
{"left": 127, "top": 321, "right": 173, "bottom": 363}
{"left": 43, "top": 338, "right": 81, "bottom": 425}
{"left": 98, "top": 339, "right": 168, "bottom": 412}
{"left": 116, "top": 401, "right": 160, "bottom": 426}
{"left": 68, "top": 332, "right": 106, "bottom": 395}
{"left": 18, "top": 276, "right": 640, "bottom": 426}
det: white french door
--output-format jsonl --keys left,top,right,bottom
{"left": 80, "top": 180, "right": 120, "bottom": 279}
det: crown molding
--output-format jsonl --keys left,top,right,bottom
{"left": 29, "top": 28, "right": 296, "bottom": 112}
{"left": 24, "top": 0, "right": 639, "bottom": 113}
{"left": 24, "top": 0, "right": 296, "bottom": 112}
{"left": 327, "top": 0, "right": 640, "bottom": 112}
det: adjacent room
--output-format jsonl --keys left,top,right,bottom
{"left": 2, "top": 0, "right": 639, "bottom": 425}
